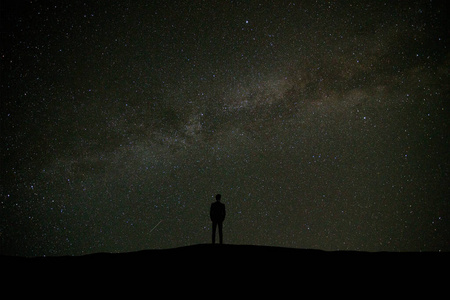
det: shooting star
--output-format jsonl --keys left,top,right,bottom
{"left": 149, "top": 220, "right": 163, "bottom": 234}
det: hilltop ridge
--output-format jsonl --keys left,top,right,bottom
{"left": 0, "top": 244, "right": 444, "bottom": 287}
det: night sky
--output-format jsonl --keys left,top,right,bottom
{"left": 1, "top": 1, "right": 448, "bottom": 256}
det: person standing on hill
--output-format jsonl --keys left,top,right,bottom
{"left": 210, "top": 194, "right": 226, "bottom": 244}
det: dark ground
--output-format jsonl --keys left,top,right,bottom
{"left": 1, "top": 244, "right": 446, "bottom": 295}
{"left": 2, "top": 243, "right": 444, "bottom": 269}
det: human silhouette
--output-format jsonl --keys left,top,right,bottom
{"left": 210, "top": 194, "right": 226, "bottom": 244}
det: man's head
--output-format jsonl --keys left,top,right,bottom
{"left": 216, "top": 194, "right": 221, "bottom": 201}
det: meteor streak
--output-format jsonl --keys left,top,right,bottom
{"left": 149, "top": 220, "right": 163, "bottom": 234}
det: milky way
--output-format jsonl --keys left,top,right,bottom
{"left": 1, "top": 1, "right": 448, "bottom": 255}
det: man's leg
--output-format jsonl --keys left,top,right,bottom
{"left": 218, "top": 222, "right": 223, "bottom": 244}
{"left": 212, "top": 221, "right": 217, "bottom": 244}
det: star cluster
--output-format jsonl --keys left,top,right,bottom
{"left": 1, "top": 1, "right": 448, "bottom": 255}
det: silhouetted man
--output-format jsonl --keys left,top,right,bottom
{"left": 210, "top": 194, "right": 226, "bottom": 244}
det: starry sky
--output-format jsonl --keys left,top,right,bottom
{"left": 1, "top": 1, "right": 448, "bottom": 256}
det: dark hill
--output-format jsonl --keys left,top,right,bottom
{"left": 1, "top": 244, "right": 444, "bottom": 286}
{"left": 1, "top": 244, "right": 444, "bottom": 294}
{"left": 2, "top": 244, "right": 441, "bottom": 270}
